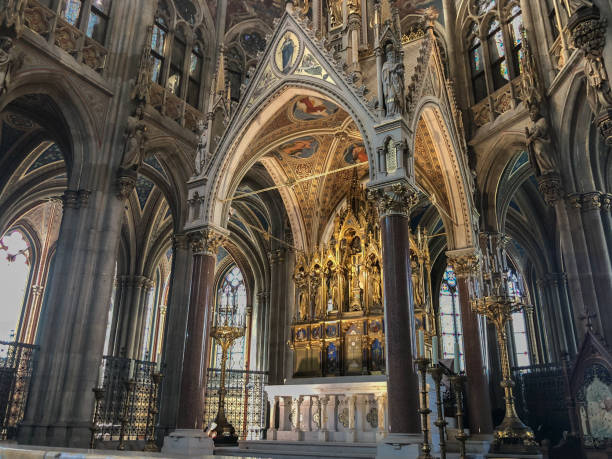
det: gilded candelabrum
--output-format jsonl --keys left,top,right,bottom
{"left": 428, "top": 365, "right": 447, "bottom": 459}
{"left": 89, "top": 387, "right": 105, "bottom": 449}
{"left": 143, "top": 371, "right": 163, "bottom": 452}
{"left": 450, "top": 374, "right": 467, "bottom": 459}
{"left": 210, "top": 323, "right": 245, "bottom": 444}
{"left": 415, "top": 357, "right": 433, "bottom": 459}
{"left": 470, "top": 232, "right": 538, "bottom": 453}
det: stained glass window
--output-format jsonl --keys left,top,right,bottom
{"left": 187, "top": 45, "right": 202, "bottom": 107}
{"left": 487, "top": 19, "right": 509, "bottom": 90}
{"left": 150, "top": 21, "right": 167, "bottom": 84}
{"left": 508, "top": 271, "right": 531, "bottom": 367}
{"left": 509, "top": 6, "right": 524, "bottom": 76}
{"left": 0, "top": 230, "right": 31, "bottom": 342}
{"left": 439, "top": 266, "right": 464, "bottom": 371}
{"left": 86, "top": 0, "right": 111, "bottom": 43}
{"left": 475, "top": 0, "right": 495, "bottom": 15}
{"left": 64, "top": 0, "right": 82, "bottom": 26}
{"left": 212, "top": 266, "right": 247, "bottom": 370}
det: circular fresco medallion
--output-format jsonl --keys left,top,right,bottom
{"left": 275, "top": 31, "right": 299, "bottom": 74}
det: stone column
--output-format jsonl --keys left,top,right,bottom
{"left": 372, "top": 183, "right": 421, "bottom": 452}
{"left": 158, "top": 234, "right": 192, "bottom": 435}
{"left": 162, "top": 228, "right": 224, "bottom": 455}
{"left": 176, "top": 229, "right": 223, "bottom": 429}
{"left": 19, "top": 188, "right": 124, "bottom": 448}
{"left": 580, "top": 192, "right": 612, "bottom": 342}
{"left": 268, "top": 395, "right": 278, "bottom": 439}
{"left": 447, "top": 250, "right": 494, "bottom": 437}
{"left": 376, "top": 393, "right": 387, "bottom": 440}
{"left": 347, "top": 394, "right": 357, "bottom": 442}
{"left": 319, "top": 395, "right": 330, "bottom": 441}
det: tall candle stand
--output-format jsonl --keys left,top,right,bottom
{"left": 428, "top": 365, "right": 447, "bottom": 459}
{"left": 415, "top": 357, "right": 432, "bottom": 459}
{"left": 117, "top": 378, "right": 136, "bottom": 451}
{"left": 89, "top": 387, "right": 105, "bottom": 449}
{"left": 143, "top": 370, "right": 163, "bottom": 452}
{"left": 450, "top": 374, "right": 468, "bottom": 459}
{"left": 210, "top": 322, "right": 245, "bottom": 444}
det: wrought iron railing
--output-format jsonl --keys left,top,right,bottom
{"left": 511, "top": 362, "right": 570, "bottom": 445}
{"left": 95, "top": 356, "right": 158, "bottom": 443}
{"left": 0, "top": 341, "right": 38, "bottom": 440}
{"left": 203, "top": 368, "right": 268, "bottom": 440}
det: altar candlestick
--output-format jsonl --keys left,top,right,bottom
{"left": 418, "top": 329, "right": 425, "bottom": 358}
{"left": 432, "top": 336, "right": 439, "bottom": 365}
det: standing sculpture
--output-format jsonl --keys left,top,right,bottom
{"left": 195, "top": 119, "right": 209, "bottom": 176}
{"left": 381, "top": 43, "right": 405, "bottom": 117}
{"left": 120, "top": 117, "right": 148, "bottom": 170}
{"left": 526, "top": 106, "right": 556, "bottom": 176}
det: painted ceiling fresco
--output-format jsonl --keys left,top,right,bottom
{"left": 247, "top": 96, "right": 450, "bottom": 251}
{"left": 248, "top": 95, "right": 367, "bottom": 249}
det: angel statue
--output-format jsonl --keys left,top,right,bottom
{"left": 194, "top": 118, "right": 209, "bottom": 176}
{"left": 382, "top": 43, "right": 405, "bottom": 117}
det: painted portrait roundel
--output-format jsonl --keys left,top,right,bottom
{"left": 275, "top": 31, "right": 300, "bottom": 74}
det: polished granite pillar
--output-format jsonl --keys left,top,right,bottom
{"left": 176, "top": 229, "right": 223, "bottom": 430}
{"left": 448, "top": 251, "right": 494, "bottom": 436}
{"left": 376, "top": 186, "right": 420, "bottom": 437}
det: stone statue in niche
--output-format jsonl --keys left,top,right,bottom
{"left": 382, "top": 44, "right": 405, "bottom": 117}
{"left": 526, "top": 105, "right": 556, "bottom": 177}
{"left": 120, "top": 116, "right": 148, "bottom": 170}
{"left": 194, "top": 118, "right": 209, "bottom": 176}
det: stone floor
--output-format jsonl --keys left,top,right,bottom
{"left": 0, "top": 443, "right": 268, "bottom": 459}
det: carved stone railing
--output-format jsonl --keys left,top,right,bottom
{"left": 24, "top": 0, "right": 107, "bottom": 73}
{"left": 471, "top": 75, "right": 524, "bottom": 128}
{"left": 149, "top": 82, "right": 204, "bottom": 133}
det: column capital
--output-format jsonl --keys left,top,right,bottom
{"left": 446, "top": 248, "right": 480, "bottom": 278}
{"left": 188, "top": 227, "right": 227, "bottom": 256}
{"left": 368, "top": 182, "right": 418, "bottom": 218}
{"left": 565, "top": 193, "right": 582, "bottom": 209}
{"left": 61, "top": 189, "right": 91, "bottom": 210}
{"left": 581, "top": 191, "right": 603, "bottom": 212}
{"left": 172, "top": 233, "right": 190, "bottom": 251}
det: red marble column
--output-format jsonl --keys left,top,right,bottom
{"left": 379, "top": 203, "right": 420, "bottom": 434}
{"left": 456, "top": 275, "right": 494, "bottom": 435}
{"left": 176, "top": 230, "right": 222, "bottom": 430}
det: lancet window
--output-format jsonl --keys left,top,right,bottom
{"left": 0, "top": 230, "right": 32, "bottom": 343}
{"left": 224, "top": 30, "right": 267, "bottom": 102}
{"left": 211, "top": 265, "right": 247, "bottom": 370}
{"left": 62, "top": 0, "right": 113, "bottom": 44}
{"left": 439, "top": 266, "right": 465, "bottom": 371}
{"left": 464, "top": 0, "right": 523, "bottom": 103}
{"left": 150, "top": 0, "right": 207, "bottom": 110}
{"left": 508, "top": 271, "right": 531, "bottom": 367}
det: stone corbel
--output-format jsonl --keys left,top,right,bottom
{"left": 115, "top": 167, "right": 137, "bottom": 200}
{"left": 536, "top": 172, "right": 563, "bottom": 207}
{"left": 568, "top": 6, "right": 612, "bottom": 145}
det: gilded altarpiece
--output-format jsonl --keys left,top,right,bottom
{"left": 289, "top": 177, "right": 433, "bottom": 377}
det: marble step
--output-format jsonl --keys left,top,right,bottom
{"left": 220, "top": 440, "right": 377, "bottom": 459}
